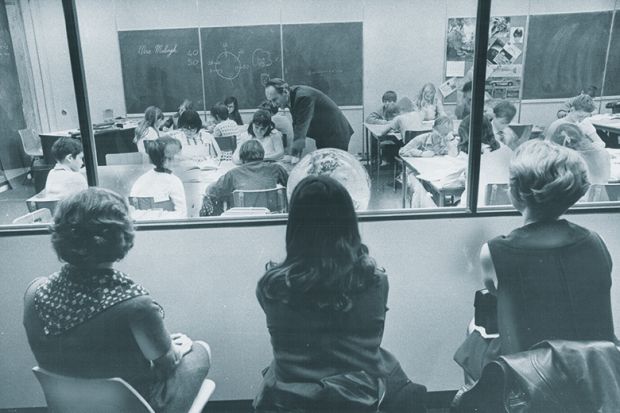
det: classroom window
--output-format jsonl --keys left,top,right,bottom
{"left": 1, "top": 0, "right": 619, "bottom": 227}
{"left": 478, "top": 0, "right": 620, "bottom": 209}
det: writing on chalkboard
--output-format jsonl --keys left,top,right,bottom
{"left": 252, "top": 49, "right": 273, "bottom": 68}
{"left": 208, "top": 44, "right": 251, "bottom": 81}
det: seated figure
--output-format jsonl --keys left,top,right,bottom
{"left": 23, "top": 188, "right": 212, "bottom": 412}
{"left": 254, "top": 176, "right": 427, "bottom": 413}
{"left": 202, "top": 140, "right": 288, "bottom": 216}
{"left": 454, "top": 140, "right": 616, "bottom": 382}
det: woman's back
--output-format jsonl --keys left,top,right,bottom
{"left": 579, "top": 147, "right": 611, "bottom": 185}
{"left": 258, "top": 271, "right": 399, "bottom": 382}
{"left": 23, "top": 277, "right": 165, "bottom": 393}
{"left": 488, "top": 219, "right": 615, "bottom": 354}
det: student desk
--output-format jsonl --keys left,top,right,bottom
{"left": 40, "top": 125, "right": 138, "bottom": 166}
{"left": 363, "top": 122, "right": 433, "bottom": 182}
{"left": 94, "top": 161, "right": 235, "bottom": 218}
{"left": 399, "top": 155, "right": 467, "bottom": 208}
{"left": 590, "top": 114, "right": 620, "bottom": 148}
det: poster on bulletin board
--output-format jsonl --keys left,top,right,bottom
{"left": 443, "top": 16, "right": 526, "bottom": 103}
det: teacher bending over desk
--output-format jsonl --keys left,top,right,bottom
{"left": 265, "top": 78, "right": 354, "bottom": 156}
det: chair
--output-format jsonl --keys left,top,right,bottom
{"left": 484, "top": 183, "right": 511, "bottom": 206}
{"left": 105, "top": 152, "right": 147, "bottom": 165}
{"left": 232, "top": 186, "right": 287, "bottom": 213}
{"left": 26, "top": 191, "right": 59, "bottom": 213}
{"left": 128, "top": 196, "right": 175, "bottom": 211}
{"left": 18, "top": 129, "right": 44, "bottom": 182}
{"left": 33, "top": 366, "right": 215, "bottom": 413}
{"left": 12, "top": 208, "right": 52, "bottom": 225}
{"left": 215, "top": 135, "right": 237, "bottom": 152}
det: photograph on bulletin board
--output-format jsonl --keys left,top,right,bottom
{"left": 443, "top": 16, "right": 526, "bottom": 103}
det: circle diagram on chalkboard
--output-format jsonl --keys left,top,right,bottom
{"left": 214, "top": 50, "right": 242, "bottom": 80}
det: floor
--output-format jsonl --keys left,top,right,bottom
{"left": 0, "top": 177, "right": 36, "bottom": 225}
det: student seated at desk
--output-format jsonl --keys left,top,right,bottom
{"left": 211, "top": 102, "right": 240, "bottom": 138}
{"left": 174, "top": 109, "right": 221, "bottom": 162}
{"left": 546, "top": 94, "right": 605, "bottom": 148}
{"left": 253, "top": 176, "right": 427, "bottom": 413}
{"left": 378, "top": 97, "right": 424, "bottom": 140}
{"left": 202, "top": 140, "right": 288, "bottom": 216}
{"left": 549, "top": 123, "right": 610, "bottom": 185}
{"left": 134, "top": 106, "right": 164, "bottom": 153}
{"left": 162, "top": 99, "right": 193, "bottom": 131}
{"left": 365, "top": 90, "right": 398, "bottom": 124}
{"left": 454, "top": 140, "right": 616, "bottom": 383}
{"left": 233, "top": 110, "right": 284, "bottom": 165}
{"left": 454, "top": 81, "right": 472, "bottom": 120}
{"left": 399, "top": 116, "right": 457, "bottom": 157}
{"left": 399, "top": 117, "right": 459, "bottom": 208}
{"left": 258, "top": 100, "right": 294, "bottom": 154}
{"left": 415, "top": 83, "right": 446, "bottom": 121}
{"left": 44, "top": 137, "right": 88, "bottom": 200}
{"left": 130, "top": 137, "right": 186, "bottom": 219}
{"left": 224, "top": 96, "right": 244, "bottom": 126}
{"left": 458, "top": 115, "right": 512, "bottom": 206}
{"left": 556, "top": 86, "right": 597, "bottom": 119}
{"left": 490, "top": 100, "right": 518, "bottom": 150}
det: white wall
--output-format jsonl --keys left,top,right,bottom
{"left": 1, "top": 212, "right": 619, "bottom": 408}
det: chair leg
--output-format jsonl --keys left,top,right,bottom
{"left": 22, "top": 157, "right": 36, "bottom": 184}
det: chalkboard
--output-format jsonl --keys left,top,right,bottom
{"left": 283, "top": 22, "right": 362, "bottom": 106}
{"left": 603, "top": 11, "right": 620, "bottom": 96}
{"left": 522, "top": 12, "right": 612, "bottom": 100}
{"left": 119, "top": 28, "right": 203, "bottom": 113}
{"left": 201, "top": 25, "right": 282, "bottom": 110}
{"left": 0, "top": 0, "right": 26, "bottom": 171}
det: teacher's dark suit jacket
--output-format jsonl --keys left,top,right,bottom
{"left": 289, "top": 85, "right": 354, "bottom": 151}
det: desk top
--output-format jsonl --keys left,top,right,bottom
{"left": 401, "top": 154, "right": 467, "bottom": 189}
{"left": 590, "top": 114, "right": 620, "bottom": 133}
{"left": 364, "top": 122, "right": 433, "bottom": 137}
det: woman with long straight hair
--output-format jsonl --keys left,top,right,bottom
{"left": 254, "top": 176, "right": 427, "bottom": 413}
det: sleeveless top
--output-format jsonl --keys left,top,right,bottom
{"left": 488, "top": 219, "right": 615, "bottom": 354}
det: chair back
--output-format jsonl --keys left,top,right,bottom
{"left": 404, "top": 130, "right": 425, "bottom": 144}
{"left": 128, "top": 196, "right": 175, "bottom": 211}
{"left": 26, "top": 191, "right": 60, "bottom": 213}
{"left": 484, "top": 183, "right": 511, "bottom": 206}
{"left": 19, "top": 129, "right": 43, "bottom": 157}
{"left": 215, "top": 135, "right": 237, "bottom": 152}
{"left": 106, "top": 152, "right": 147, "bottom": 165}
{"left": 232, "top": 186, "right": 287, "bottom": 213}
{"left": 508, "top": 124, "right": 533, "bottom": 148}
{"left": 12, "top": 208, "right": 53, "bottom": 225}
{"left": 32, "top": 366, "right": 155, "bottom": 413}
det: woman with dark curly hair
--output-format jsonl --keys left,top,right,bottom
{"left": 23, "top": 188, "right": 212, "bottom": 413}
{"left": 254, "top": 176, "right": 427, "bottom": 413}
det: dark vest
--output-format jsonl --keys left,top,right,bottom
{"left": 488, "top": 219, "right": 615, "bottom": 354}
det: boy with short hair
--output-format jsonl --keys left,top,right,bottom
{"left": 44, "top": 137, "right": 88, "bottom": 199}
{"left": 211, "top": 102, "right": 240, "bottom": 138}
{"left": 365, "top": 90, "right": 398, "bottom": 124}
{"left": 490, "top": 100, "right": 518, "bottom": 149}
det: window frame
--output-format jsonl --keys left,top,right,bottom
{"left": 1, "top": 0, "right": 619, "bottom": 235}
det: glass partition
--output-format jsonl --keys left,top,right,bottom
{"left": 479, "top": 0, "right": 620, "bottom": 209}
{"left": 2, "top": 0, "right": 619, "bottom": 226}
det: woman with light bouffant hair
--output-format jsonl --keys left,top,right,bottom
{"left": 455, "top": 140, "right": 616, "bottom": 382}
{"left": 23, "top": 188, "right": 213, "bottom": 413}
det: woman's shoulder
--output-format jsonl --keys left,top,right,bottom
{"left": 24, "top": 277, "right": 50, "bottom": 305}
